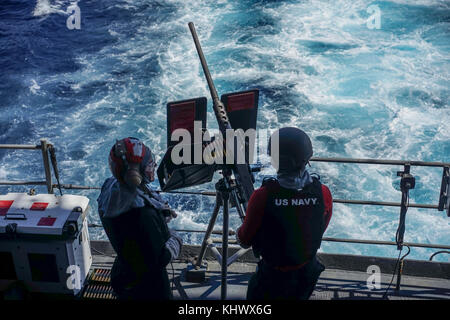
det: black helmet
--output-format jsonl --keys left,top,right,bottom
{"left": 268, "top": 127, "right": 313, "bottom": 173}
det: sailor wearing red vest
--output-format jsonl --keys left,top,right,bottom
{"left": 236, "top": 127, "right": 333, "bottom": 300}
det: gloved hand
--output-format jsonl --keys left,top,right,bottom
{"left": 165, "top": 229, "right": 183, "bottom": 261}
{"left": 164, "top": 209, "right": 177, "bottom": 224}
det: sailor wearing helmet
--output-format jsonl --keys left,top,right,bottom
{"left": 97, "top": 137, "right": 182, "bottom": 300}
{"left": 236, "top": 128, "right": 333, "bottom": 300}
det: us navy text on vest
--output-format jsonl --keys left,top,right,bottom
{"left": 274, "top": 198, "right": 318, "bottom": 206}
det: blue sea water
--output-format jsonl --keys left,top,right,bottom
{"left": 0, "top": 0, "right": 449, "bottom": 261}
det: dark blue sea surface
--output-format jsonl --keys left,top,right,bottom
{"left": 0, "top": 0, "right": 449, "bottom": 261}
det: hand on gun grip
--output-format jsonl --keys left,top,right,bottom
{"left": 164, "top": 209, "right": 177, "bottom": 223}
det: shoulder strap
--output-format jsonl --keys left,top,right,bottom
{"left": 261, "top": 177, "right": 280, "bottom": 190}
{"left": 299, "top": 175, "right": 322, "bottom": 196}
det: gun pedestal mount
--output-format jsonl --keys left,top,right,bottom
{"left": 185, "top": 170, "right": 251, "bottom": 300}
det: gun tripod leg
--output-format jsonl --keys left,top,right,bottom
{"left": 221, "top": 188, "right": 230, "bottom": 300}
{"left": 185, "top": 193, "right": 222, "bottom": 283}
{"left": 184, "top": 177, "right": 240, "bottom": 300}
{"left": 195, "top": 193, "right": 222, "bottom": 268}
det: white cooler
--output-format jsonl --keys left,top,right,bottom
{"left": 0, "top": 192, "right": 92, "bottom": 296}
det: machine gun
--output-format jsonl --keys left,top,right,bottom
{"left": 188, "top": 22, "right": 256, "bottom": 215}
{"left": 156, "top": 22, "right": 259, "bottom": 299}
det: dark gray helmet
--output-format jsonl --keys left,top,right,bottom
{"left": 268, "top": 127, "right": 313, "bottom": 172}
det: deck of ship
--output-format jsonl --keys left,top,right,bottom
{"left": 89, "top": 241, "right": 450, "bottom": 300}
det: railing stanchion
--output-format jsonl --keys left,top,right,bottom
{"left": 40, "top": 139, "right": 53, "bottom": 194}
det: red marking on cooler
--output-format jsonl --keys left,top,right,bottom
{"left": 0, "top": 200, "right": 14, "bottom": 216}
{"left": 226, "top": 92, "right": 255, "bottom": 112}
{"left": 30, "top": 202, "right": 49, "bottom": 211}
{"left": 37, "top": 217, "right": 56, "bottom": 226}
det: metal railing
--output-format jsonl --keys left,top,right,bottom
{"left": 0, "top": 140, "right": 55, "bottom": 194}
{"left": 310, "top": 157, "right": 450, "bottom": 213}
{"left": 1, "top": 142, "right": 449, "bottom": 255}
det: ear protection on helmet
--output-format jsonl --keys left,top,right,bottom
{"left": 109, "top": 137, "right": 152, "bottom": 187}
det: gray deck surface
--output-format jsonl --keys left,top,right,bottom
{"left": 90, "top": 242, "right": 450, "bottom": 300}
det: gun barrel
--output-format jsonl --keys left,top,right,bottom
{"left": 188, "top": 22, "right": 219, "bottom": 104}
{"left": 188, "top": 22, "right": 255, "bottom": 204}
{"left": 188, "top": 22, "right": 230, "bottom": 131}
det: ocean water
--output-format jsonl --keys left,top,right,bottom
{"left": 0, "top": 0, "right": 449, "bottom": 262}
